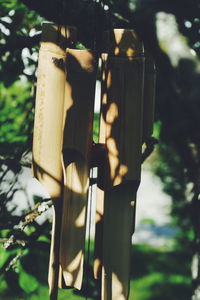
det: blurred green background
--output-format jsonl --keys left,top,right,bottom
{"left": 0, "top": 241, "right": 192, "bottom": 299}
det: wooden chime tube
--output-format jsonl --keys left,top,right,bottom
{"left": 32, "top": 23, "right": 76, "bottom": 299}
{"left": 94, "top": 53, "right": 108, "bottom": 280}
{"left": 142, "top": 53, "right": 156, "bottom": 143}
{"left": 59, "top": 49, "right": 97, "bottom": 290}
{"left": 95, "top": 29, "right": 145, "bottom": 300}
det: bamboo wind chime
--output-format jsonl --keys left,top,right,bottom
{"left": 32, "top": 23, "right": 155, "bottom": 300}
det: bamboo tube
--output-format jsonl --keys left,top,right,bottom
{"left": 102, "top": 183, "right": 137, "bottom": 300}
{"left": 94, "top": 53, "right": 108, "bottom": 280}
{"left": 32, "top": 23, "right": 76, "bottom": 299}
{"left": 32, "top": 23, "right": 66, "bottom": 199}
{"left": 59, "top": 49, "right": 97, "bottom": 290}
{"left": 142, "top": 53, "right": 156, "bottom": 143}
{"left": 97, "top": 29, "right": 145, "bottom": 300}
{"left": 94, "top": 187, "right": 104, "bottom": 280}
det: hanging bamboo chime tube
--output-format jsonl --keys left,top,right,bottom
{"left": 94, "top": 52, "right": 108, "bottom": 280}
{"left": 32, "top": 23, "right": 76, "bottom": 300}
{"left": 32, "top": 21, "right": 155, "bottom": 300}
{"left": 59, "top": 48, "right": 97, "bottom": 290}
{"left": 94, "top": 29, "right": 145, "bottom": 300}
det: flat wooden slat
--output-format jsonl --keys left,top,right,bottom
{"left": 32, "top": 23, "right": 76, "bottom": 300}
{"left": 94, "top": 187, "right": 104, "bottom": 280}
{"left": 94, "top": 53, "right": 108, "bottom": 280}
{"left": 97, "top": 29, "right": 145, "bottom": 300}
{"left": 102, "top": 183, "right": 137, "bottom": 300}
{"left": 32, "top": 24, "right": 66, "bottom": 200}
{"left": 59, "top": 49, "right": 97, "bottom": 289}
{"left": 104, "top": 56, "right": 145, "bottom": 187}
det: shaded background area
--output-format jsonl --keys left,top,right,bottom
{"left": 0, "top": 0, "right": 200, "bottom": 299}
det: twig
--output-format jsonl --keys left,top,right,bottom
{"left": 5, "top": 249, "right": 26, "bottom": 272}
{"left": 2, "top": 198, "right": 52, "bottom": 249}
{"left": 2, "top": 236, "right": 27, "bottom": 249}
{"left": 15, "top": 198, "right": 52, "bottom": 231}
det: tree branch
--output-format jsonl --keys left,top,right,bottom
{"left": 16, "top": 198, "right": 52, "bottom": 231}
{"left": 2, "top": 199, "right": 52, "bottom": 250}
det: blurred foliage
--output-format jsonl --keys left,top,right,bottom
{"left": 0, "top": 243, "right": 192, "bottom": 299}
{"left": 130, "top": 244, "right": 192, "bottom": 300}
{"left": 0, "top": 81, "right": 33, "bottom": 156}
{"left": 0, "top": 239, "right": 87, "bottom": 299}
{"left": 0, "top": 0, "right": 42, "bottom": 86}
{"left": 0, "top": 1, "right": 48, "bottom": 299}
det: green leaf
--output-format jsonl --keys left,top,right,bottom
{"left": 75, "top": 42, "right": 86, "bottom": 49}
{"left": 19, "top": 270, "right": 39, "bottom": 293}
{"left": 37, "top": 235, "right": 50, "bottom": 243}
{"left": 0, "top": 247, "right": 10, "bottom": 269}
{"left": 153, "top": 120, "right": 161, "bottom": 139}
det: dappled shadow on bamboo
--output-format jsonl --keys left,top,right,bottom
{"left": 43, "top": 31, "right": 136, "bottom": 298}
{"left": 46, "top": 16, "right": 200, "bottom": 300}
{"left": 95, "top": 29, "right": 145, "bottom": 300}
{"left": 32, "top": 24, "right": 99, "bottom": 298}
{"left": 60, "top": 49, "right": 96, "bottom": 290}
{"left": 40, "top": 24, "right": 76, "bottom": 53}
{"left": 32, "top": 27, "right": 96, "bottom": 297}
{"left": 32, "top": 153, "right": 94, "bottom": 294}
{"left": 33, "top": 26, "right": 147, "bottom": 300}
{"left": 98, "top": 29, "right": 144, "bottom": 188}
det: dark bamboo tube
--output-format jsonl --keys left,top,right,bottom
{"left": 95, "top": 29, "right": 145, "bottom": 300}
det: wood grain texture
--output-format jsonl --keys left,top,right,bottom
{"left": 94, "top": 54, "right": 108, "bottom": 280}
{"left": 32, "top": 23, "right": 77, "bottom": 300}
{"left": 59, "top": 49, "right": 97, "bottom": 289}
{"left": 101, "top": 183, "right": 137, "bottom": 300}
{"left": 32, "top": 32, "right": 65, "bottom": 199}
{"left": 96, "top": 29, "right": 145, "bottom": 300}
